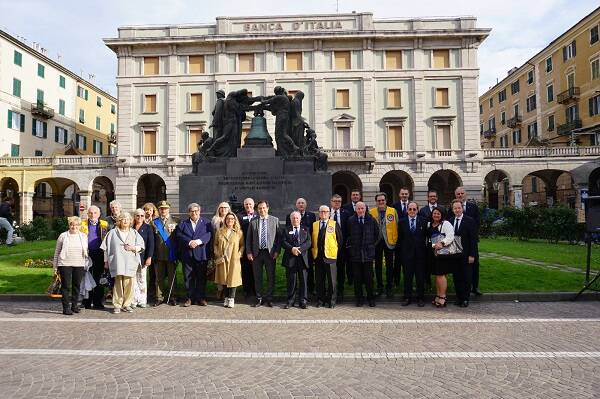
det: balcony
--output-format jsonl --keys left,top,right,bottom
{"left": 506, "top": 115, "right": 522, "bottom": 128}
{"left": 557, "top": 119, "right": 582, "bottom": 136}
{"left": 483, "top": 128, "right": 496, "bottom": 139}
{"left": 557, "top": 87, "right": 580, "bottom": 104}
{"left": 31, "top": 102, "right": 54, "bottom": 119}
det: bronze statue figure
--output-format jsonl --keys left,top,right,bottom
{"left": 261, "top": 86, "right": 299, "bottom": 157}
{"left": 289, "top": 91, "right": 306, "bottom": 149}
{"left": 209, "top": 89, "right": 225, "bottom": 140}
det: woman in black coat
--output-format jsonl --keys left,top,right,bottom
{"left": 132, "top": 209, "right": 155, "bottom": 308}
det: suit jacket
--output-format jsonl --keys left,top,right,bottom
{"left": 176, "top": 217, "right": 212, "bottom": 262}
{"left": 237, "top": 211, "right": 258, "bottom": 237}
{"left": 447, "top": 214, "right": 477, "bottom": 259}
{"left": 346, "top": 213, "right": 380, "bottom": 263}
{"left": 315, "top": 220, "right": 343, "bottom": 263}
{"left": 246, "top": 215, "right": 281, "bottom": 257}
{"left": 418, "top": 204, "right": 446, "bottom": 221}
{"left": 392, "top": 201, "right": 410, "bottom": 219}
{"left": 152, "top": 216, "right": 179, "bottom": 262}
{"left": 463, "top": 201, "right": 481, "bottom": 231}
{"left": 342, "top": 202, "right": 369, "bottom": 216}
{"left": 285, "top": 211, "right": 317, "bottom": 234}
{"left": 329, "top": 207, "right": 350, "bottom": 246}
{"left": 281, "top": 225, "right": 311, "bottom": 269}
{"left": 397, "top": 216, "right": 428, "bottom": 263}
{"left": 135, "top": 222, "right": 155, "bottom": 264}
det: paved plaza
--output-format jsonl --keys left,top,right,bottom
{"left": 0, "top": 300, "right": 599, "bottom": 398}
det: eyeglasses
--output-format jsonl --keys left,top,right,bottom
{"left": 135, "top": 215, "right": 145, "bottom": 217}
{"left": 376, "top": 199, "right": 386, "bottom": 202}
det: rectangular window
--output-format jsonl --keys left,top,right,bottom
{"left": 590, "top": 95, "right": 600, "bottom": 117}
{"left": 34, "top": 150, "right": 43, "bottom": 157}
{"left": 95, "top": 116, "right": 101, "bottom": 131}
{"left": 93, "top": 140, "right": 103, "bottom": 155}
{"left": 387, "top": 126, "right": 403, "bottom": 150}
{"left": 143, "top": 57, "right": 159, "bottom": 75}
{"left": 435, "top": 88, "right": 449, "bottom": 107}
{"left": 238, "top": 53, "right": 255, "bottom": 72}
{"left": 334, "top": 51, "right": 351, "bottom": 70}
{"left": 563, "top": 40, "right": 576, "bottom": 60}
{"left": 433, "top": 49, "right": 450, "bottom": 68}
{"left": 498, "top": 89, "right": 506, "bottom": 102}
{"left": 512, "top": 129, "right": 521, "bottom": 144}
{"left": 500, "top": 136, "right": 508, "bottom": 148}
{"left": 36, "top": 89, "right": 44, "bottom": 104}
{"left": 32, "top": 119, "right": 47, "bottom": 138}
{"left": 548, "top": 114, "right": 555, "bottom": 131}
{"left": 488, "top": 117, "right": 496, "bottom": 131}
{"left": 566, "top": 104, "right": 579, "bottom": 122}
{"left": 58, "top": 99, "right": 65, "bottom": 116}
{"left": 144, "top": 94, "right": 157, "bottom": 113}
{"left": 76, "top": 134, "right": 87, "bottom": 150}
{"left": 10, "top": 144, "right": 19, "bottom": 157}
{"left": 531, "top": 177, "right": 538, "bottom": 193}
{"left": 547, "top": 84, "right": 554, "bottom": 102}
{"left": 526, "top": 95, "right": 536, "bottom": 113}
{"left": 37, "top": 63, "right": 45, "bottom": 78}
{"left": 514, "top": 103, "right": 520, "bottom": 117}
{"left": 12, "top": 78, "right": 21, "bottom": 97}
{"left": 286, "top": 52, "right": 303, "bottom": 71}
{"left": 480, "top": 123, "right": 484, "bottom": 134}
{"left": 387, "top": 89, "right": 401, "bottom": 108}
{"left": 59, "top": 75, "right": 66, "bottom": 88}
{"left": 385, "top": 50, "right": 402, "bottom": 69}
{"left": 336, "top": 127, "right": 350, "bottom": 149}
{"left": 335, "top": 89, "right": 350, "bottom": 108}
{"left": 527, "top": 70, "right": 534, "bottom": 85}
{"left": 189, "top": 129, "right": 203, "bottom": 153}
{"left": 77, "top": 86, "right": 89, "bottom": 100}
{"left": 7, "top": 110, "right": 25, "bottom": 132}
{"left": 590, "top": 26, "right": 599, "bottom": 45}
{"left": 14, "top": 50, "right": 22, "bottom": 66}
{"left": 143, "top": 130, "right": 157, "bottom": 154}
{"left": 111, "top": 104, "right": 116, "bottom": 114}
{"left": 489, "top": 97, "right": 494, "bottom": 108}
{"left": 79, "top": 109, "right": 85, "bottom": 123}
{"left": 546, "top": 57, "right": 553, "bottom": 73}
{"left": 111, "top": 123, "right": 115, "bottom": 134}
{"left": 97, "top": 96, "right": 102, "bottom": 107}
{"left": 55, "top": 127, "right": 68, "bottom": 144}
{"left": 479, "top": 104, "right": 483, "bottom": 114}
{"left": 436, "top": 125, "right": 451, "bottom": 149}
{"left": 527, "top": 122, "right": 538, "bottom": 139}
{"left": 592, "top": 58, "right": 600, "bottom": 80}
{"left": 511, "top": 80, "right": 520, "bottom": 95}
{"left": 189, "top": 93, "right": 203, "bottom": 112}
{"left": 501, "top": 111, "right": 506, "bottom": 125}
{"left": 188, "top": 55, "right": 205, "bottom": 74}
{"left": 567, "top": 72, "right": 575, "bottom": 89}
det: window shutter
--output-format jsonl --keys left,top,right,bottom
{"left": 55, "top": 126, "right": 59, "bottom": 142}
{"left": 64, "top": 130, "right": 68, "bottom": 144}
{"left": 32, "top": 118, "right": 37, "bottom": 136}
{"left": 83, "top": 136, "right": 87, "bottom": 150}
{"left": 563, "top": 46, "right": 567, "bottom": 61}
{"left": 84, "top": 89, "right": 88, "bottom": 100}
{"left": 590, "top": 98, "right": 594, "bottom": 117}
{"left": 7, "top": 110, "right": 12, "bottom": 129}
{"left": 20, "top": 114, "right": 25, "bottom": 132}
{"left": 572, "top": 40, "right": 576, "bottom": 57}
{"left": 43, "top": 122, "right": 48, "bottom": 138}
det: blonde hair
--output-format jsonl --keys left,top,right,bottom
{"left": 116, "top": 212, "right": 132, "bottom": 228}
{"left": 214, "top": 202, "right": 231, "bottom": 218}
{"left": 142, "top": 202, "right": 159, "bottom": 218}
{"left": 67, "top": 216, "right": 81, "bottom": 226}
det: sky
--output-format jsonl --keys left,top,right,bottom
{"left": 1, "top": 0, "right": 598, "bottom": 97}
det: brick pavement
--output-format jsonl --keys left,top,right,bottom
{"left": 0, "top": 300, "right": 599, "bottom": 398}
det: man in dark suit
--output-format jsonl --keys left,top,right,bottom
{"left": 152, "top": 200, "right": 179, "bottom": 306}
{"left": 176, "top": 202, "right": 212, "bottom": 307}
{"left": 246, "top": 200, "right": 281, "bottom": 307}
{"left": 342, "top": 189, "right": 367, "bottom": 215}
{"left": 237, "top": 197, "right": 257, "bottom": 298}
{"left": 282, "top": 211, "right": 312, "bottom": 309}
{"left": 346, "top": 202, "right": 380, "bottom": 307}
{"left": 312, "top": 205, "right": 343, "bottom": 308}
{"left": 329, "top": 194, "right": 350, "bottom": 302}
{"left": 418, "top": 190, "right": 446, "bottom": 221}
{"left": 285, "top": 198, "right": 317, "bottom": 295}
{"left": 392, "top": 187, "right": 411, "bottom": 287}
{"left": 448, "top": 199, "right": 477, "bottom": 307}
{"left": 397, "top": 202, "right": 428, "bottom": 307}
{"left": 455, "top": 186, "right": 482, "bottom": 296}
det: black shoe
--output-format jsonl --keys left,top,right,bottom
{"left": 62, "top": 307, "right": 73, "bottom": 315}
{"left": 461, "top": 301, "right": 469, "bottom": 308}
{"left": 168, "top": 299, "right": 177, "bottom": 306}
{"left": 300, "top": 302, "right": 307, "bottom": 309}
{"left": 473, "top": 289, "right": 483, "bottom": 296}
{"left": 265, "top": 301, "right": 273, "bottom": 307}
{"left": 283, "top": 304, "right": 290, "bottom": 309}
{"left": 368, "top": 300, "right": 376, "bottom": 307}
{"left": 316, "top": 301, "right": 324, "bottom": 308}
{"left": 252, "top": 299, "right": 263, "bottom": 308}
{"left": 401, "top": 299, "right": 412, "bottom": 307}
{"left": 329, "top": 303, "right": 335, "bottom": 309}
{"left": 71, "top": 305, "right": 81, "bottom": 313}
{"left": 417, "top": 299, "right": 425, "bottom": 307}
{"left": 92, "top": 304, "right": 105, "bottom": 310}
{"left": 83, "top": 303, "right": 92, "bottom": 310}
{"left": 153, "top": 301, "right": 163, "bottom": 307}
{"left": 356, "top": 300, "right": 363, "bottom": 307}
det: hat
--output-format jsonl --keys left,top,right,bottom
{"left": 157, "top": 200, "right": 171, "bottom": 209}
{"left": 216, "top": 89, "right": 225, "bottom": 97}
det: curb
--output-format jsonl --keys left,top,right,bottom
{"left": 1, "top": 292, "right": 599, "bottom": 303}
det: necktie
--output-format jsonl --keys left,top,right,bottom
{"left": 402, "top": 203, "right": 406, "bottom": 214}
{"left": 260, "top": 218, "right": 267, "bottom": 249}
{"left": 321, "top": 220, "right": 326, "bottom": 230}
{"left": 294, "top": 227, "right": 299, "bottom": 244}
{"left": 333, "top": 211, "right": 338, "bottom": 222}
{"left": 410, "top": 218, "right": 415, "bottom": 233}
{"left": 359, "top": 217, "right": 364, "bottom": 225}
{"left": 454, "top": 218, "right": 460, "bottom": 232}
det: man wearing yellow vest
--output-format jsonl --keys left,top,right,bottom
{"left": 312, "top": 205, "right": 343, "bottom": 308}
{"left": 80, "top": 205, "right": 109, "bottom": 309}
{"left": 370, "top": 193, "right": 399, "bottom": 298}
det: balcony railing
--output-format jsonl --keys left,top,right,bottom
{"left": 557, "top": 87, "right": 580, "bottom": 104}
{"left": 322, "top": 147, "right": 376, "bottom": 163}
{"left": 0, "top": 155, "right": 115, "bottom": 167}
{"left": 31, "top": 102, "right": 54, "bottom": 119}
{"left": 557, "top": 119, "right": 582, "bottom": 136}
{"left": 506, "top": 115, "right": 522, "bottom": 128}
{"left": 483, "top": 145, "right": 600, "bottom": 158}
{"left": 483, "top": 128, "right": 496, "bottom": 139}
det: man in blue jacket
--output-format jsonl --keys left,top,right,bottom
{"left": 176, "top": 202, "right": 212, "bottom": 307}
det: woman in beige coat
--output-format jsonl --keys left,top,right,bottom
{"left": 213, "top": 212, "right": 244, "bottom": 308}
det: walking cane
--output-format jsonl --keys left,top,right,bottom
{"left": 166, "top": 263, "right": 176, "bottom": 305}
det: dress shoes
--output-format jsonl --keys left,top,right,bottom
{"left": 252, "top": 299, "right": 263, "bottom": 307}
{"left": 265, "top": 301, "right": 273, "bottom": 307}
{"left": 168, "top": 299, "right": 177, "bottom": 306}
{"left": 368, "top": 300, "right": 376, "bottom": 307}
{"left": 198, "top": 299, "right": 208, "bottom": 306}
{"left": 316, "top": 301, "right": 324, "bottom": 308}
{"left": 153, "top": 301, "right": 163, "bottom": 307}
{"left": 62, "top": 307, "right": 73, "bottom": 315}
{"left": 71, "top": 305, "right": 81, "bottom": 313}
{"left": 417, "top": 299, "right": 425, "bottom": 307}
{"left": 300, "top": 302, "right": 307, "bottom": 309}
{"left": 356, "top": 300, "right": 364, "bottom": 307}
{"left": 182, "top": 299, "right": 192, "bottom": 307}
{"left": 461, "top": 300, "right": 469, "bottom": 308}
{"left": 472, "top": 289, "right": 483, "bottom": 296}
{"left": 401, "top": 299, "right": 412, "bottom": 306}
{"left": 283, "top": 304, "right": 290, "bottom": 309}
{"left": 329, "top": 303, "right": 335, "bottom": 309}
{"left": 93, "top": 304, "right": 105, "bottom": 310}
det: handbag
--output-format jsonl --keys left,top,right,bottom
{"left": 432, "top": 234, "right": 463, "bottom": 256}
{"left": 99, "top": 270, "right": 114, "bottom": 287}
{"left": 47, "top": 271, "right": 62, "bottom": 299}
{"left": 206, "top": 259, "right": 216, "bottom": 280}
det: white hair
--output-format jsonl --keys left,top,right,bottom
{"left": 109, "top": 200, "right": 122, "bottom": 209}
{"left": 87, "top": 205, "right": 100, "bottom": 214}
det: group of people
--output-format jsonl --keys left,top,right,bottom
{"left": 51, "top": 186, "right": 480, "bottom": 315}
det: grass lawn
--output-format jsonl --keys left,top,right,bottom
{"left": 0, "top": 240, "right": 56, "bottom": 294}
{"left": 479, "top": 237, "right": 600, "bottom": 270}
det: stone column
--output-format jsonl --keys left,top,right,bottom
{"left": 52, "top": 194, "right": 65, "bottom": 217}
{"left": 511, "top": 184, "right": 523, "bottom": 209}
{"left": 19, "top": 192, "right": 33, "bottom": 223}
{"left": 78, "top": 190, "right": 92, "bottom": 218}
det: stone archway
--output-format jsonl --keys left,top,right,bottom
{"left": 483, "top": 169, "right": 510, "bottom": 209}
{"left": 91, "top": 176, "right": 115, "bottom": 217}
{"left": 0, "top": 177, "right": 20, "bottom": 222}
{"left": 332, "top": 171, "right": 362, "bottom": 204}
{"left": 589, "top": 167, "right": 600, "bottom": 196}
{"left": 32, "top": 178, "right": 80, "bottom": 218}
{"left": 137, "top": 173, "right": 166, "bottom": 208}
{"left": 379, "top": 170, "right": 414, "bottom": 206}
{"left": 521, "top": 169, "right": 575, "bottom": 207}
{"left": 427, "top": 170, "right": 462, "bottom": 207}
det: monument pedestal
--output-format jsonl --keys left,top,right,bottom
{"left": 180, "top": 147, "right": 331, "bottom": 219}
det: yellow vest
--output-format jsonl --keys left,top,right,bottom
{"left": 369, "top": 206, "right": 398, "bottom": 247}
{"left": 311, "top": 219, "right": 338, "bottom": 260}
{"left": 80, "top": 219, "right": 109, "bottom": 241}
